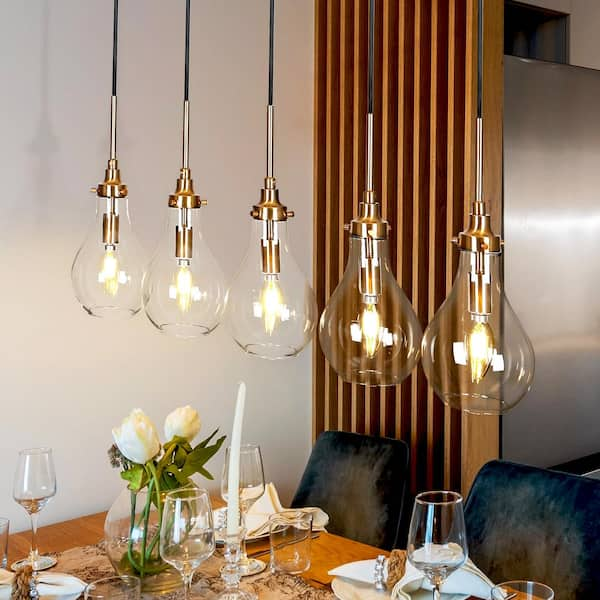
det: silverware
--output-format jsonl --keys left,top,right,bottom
{"left": 504, "top": 594, "right": 518, "bottom": 600}
{"left": 247, "top": 533, "right": 321, "bottom": 559}
{"left": 373, "top": 555, "right": 386, "bottom": 591}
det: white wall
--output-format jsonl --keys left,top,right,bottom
{"left": 520, "top": 1, "right": 600, "bottom": 70}
{"left": 0, "top": 0, "right": 314, "bottom": 533}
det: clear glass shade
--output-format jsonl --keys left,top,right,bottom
{"left": 142, "top": 207, "right": 226, "bottom": 339}
{"left": 226, "top": 221, "right": 317, "bottom": 359}
{"left": 421, "top": 250, "right": 535, "bottom": 414}
{"left": 318, "top": 236, "right": 422, "bottom": 386}
{"left": 71, "top": 197, "right": 144, "bottom": 319}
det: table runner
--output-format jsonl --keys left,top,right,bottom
{"left": 55, "top": 544, "right": 335, "bottom": 600}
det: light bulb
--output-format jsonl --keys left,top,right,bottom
{"left": 464, "top": 319, "right": 494, "bottom": 383}
{"left": 319, "top": 235, "right": 422, "bottom": 386}
{"left": 257, "top": 275, "right": 285, "bottom": 335}
{"left": 421, "top": 249, "right": 535, "bottom": 414}
{"left": 72, "top": 196, "right": 144, "bottom": 319}
{"left": 226, "top": 220, "right": 317, "bottom": 358}
{"left": 357, "top": 303, "right": 382, "bottom": 358}
{"left": 143, "top": 204, "right": 226, "bottom": 339}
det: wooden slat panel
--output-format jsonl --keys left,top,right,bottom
{"left": 313, "top": 0, "right": 502, "bottom": 495}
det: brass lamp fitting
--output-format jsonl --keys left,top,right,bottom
{"left": 347, "top": 191, "right": 389, "bottom": 240}
{"left": 102, "top": 211, "right": 119, "bottom": 246}
{"left": 454, "top": 200, "right": 501, "bottom": 317}
{"left": 252, "top": 177, "right": 294, "bottom": 275}
{"left": 168, "top": 167, "right": 206, "bottom": 209}
{"left": 93, "top": 158, "right": 128, "bottom": 199}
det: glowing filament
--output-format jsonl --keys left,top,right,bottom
{"left": 260, "top": 278, "right": 284, "bottom": 335}
{"left": 168, "top": 265, "right": 203, "bottom": 313}
{"left": 465, "top": 320, "right": 495, "bottom": 383}
{"left": 98, "top": 249, "right": 120, "bottom": 296}
{"left": 360, "top": 304, "right": 381, "bottom": 358}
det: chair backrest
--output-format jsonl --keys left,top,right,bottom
{"left": 291, "top": 430, "right": 409, "bottom": 550}
{"left": 465, "top": 460, "right": 600, "bottom": 599}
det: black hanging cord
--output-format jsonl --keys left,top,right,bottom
{"left": 477, "top": 0, "right": 483, "bottom": 118}
{"left": 112, "top": 0, "right": 118, "bottom": 96}
{"left": 184, "top": 0, "right": 191, "bottom": 102}
{"left": 367, "top": 0, "right": 375, "bottom": 115}
{"left": 268, "top": 0, "right": 275, "bottom": 106}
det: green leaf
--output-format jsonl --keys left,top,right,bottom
{"left": 165, "top": 464, "right": 192, "bottom": 486}
{"left": 196, "top": 429, "right": 220, "bottom": 449}
{"left": 179, "top": 434, "right": 226, "bottom": 481}
{"left": 120, "top": 465, "right": 148, "bottom": 492}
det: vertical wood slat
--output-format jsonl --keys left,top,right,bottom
{"left": 313, "top": 0, "right": 502, "bottom": 495}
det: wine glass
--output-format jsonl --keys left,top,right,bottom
{"left": 407, "top": 491, "right": 468, "bottom": 600}
{"left": 13, "top": 448, "right": 57, "bottom": 571}
{"left": 160, "top": 488, "right": 215, "bottom": 600}
{"left": 221, "top": 444, "right": 266, "bottom": 576}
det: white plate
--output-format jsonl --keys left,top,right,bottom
{"left": 331, "top": 576, "right": 470, "bottom": 600}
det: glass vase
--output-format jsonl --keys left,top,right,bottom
{"left": 104, "top": 488, "right": 181, "bottom": 595}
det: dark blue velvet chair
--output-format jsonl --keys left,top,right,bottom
{"left": 291, "top": 430, "right": 410, "bottom": 550}
{"left": 465, "top": 460, "right": 600, "bottom": 599}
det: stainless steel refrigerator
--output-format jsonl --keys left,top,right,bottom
{"left": 503, "top": 55, "right": 600, "bottom": 468}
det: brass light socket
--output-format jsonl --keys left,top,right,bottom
{"left": 469, "top": 273, "right": 492, "bottom": 315}
{"left": 175, "top": 225, "right": 193, "bottom": 260}
{"left": 169, "top": 167, "right": 206, "bottom": 209}
{"left": 261, "top": 239, "right": 281, "bottom": 274}
{"left": 251, "top": 177, "right": 294, "bottom": 222}
{"left": 94, "top": 158, "right": 128, "bottom": 199}
{"left": 348, "top": 191, "right": 389, "bottom": 240}
{"left": 102, "top": 212, "right": 120, "bottom": 245}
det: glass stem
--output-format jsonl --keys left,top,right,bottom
{"left": 30, "top": 513, "right": 39, "bottom": 566}
{"left": 239, "top": 508, "right": 249, "bottom": 565}
{"left": 433, "top": 585, "right": 441, "bottom": 600}
{"left": 182, "top": 570, "right": 193, "bottom": 600}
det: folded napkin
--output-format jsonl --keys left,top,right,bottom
{"left": 0, "top": 570, "right": 86, "bottom": 600}
{"left": 391, "top": 556, "right": 494, "bottom": 600}
{"left": 245, "top": 482, "right": 329, "bottom": 538}
{"left": 329, "top": 554, "right": 494, "bottom": 600}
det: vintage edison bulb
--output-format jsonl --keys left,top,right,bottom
{"left": 421, "top": 250, "right": 535, "bottom": 414}
{"left": 142, "top": 207, "right": 226, "bottom": 339}
{"left": 226, "top": 220, "right": 317, "bottom": 358}
{"left": 71, "top": 196, "right": 144, "bottom": 319}
{"left": 319, "top": 236, "right": 422, "bottom": 386}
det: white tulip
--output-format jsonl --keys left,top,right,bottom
{"left": 164, "top": 405, "right": 201, "bottom": 442}
{"left": 112, "top": 409, "right": 161, "bottom": 464}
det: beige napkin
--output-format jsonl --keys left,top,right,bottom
{"left": 0, "top": 569, "right": 86, "bottom": 600}
{"left": 245, "top": 482, "right": 329, "bottom": 538}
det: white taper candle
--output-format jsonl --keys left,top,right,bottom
{"left": 226, "top": 381, "right": 246, "bottom": 535}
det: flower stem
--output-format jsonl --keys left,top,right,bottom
{"left": 145, "top": 462, "right": 162, "bottom": 560}
{"left": 127, "top": 492, "right": 143, "bottom": 574}
{"left": 139, "top": 477, "right": 154, "bottom": 577}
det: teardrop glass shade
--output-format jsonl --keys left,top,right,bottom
{"left": 71, "top": 196, "right": 144, "bottom": 319}
{"left": 318, "top": 236, "right": 422, "bottom": 386}
{"left": 226, "top": 220, "right": 317, "bottom": 359}
{"left": 421, "top": 250, "right": 535, "bottom": 414}
{"left": 142, "top": 207, "right": 226, "bottom": 339}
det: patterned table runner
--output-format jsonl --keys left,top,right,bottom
{"left": 56, "top": 544, "right": 335, "bottom": 600}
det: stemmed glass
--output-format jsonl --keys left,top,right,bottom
{"left": 160, "top": 488, "right": 216, "bottom": 600}
{"left": 13, "top": 448, "right": 57, "bottom": 573}
{"left": 407, "top": 491, "right": 468, "bottom": 600}
{"left": 221, "top": 444, "right": 266, "bottom": 576}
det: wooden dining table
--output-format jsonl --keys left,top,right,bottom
{"left": 8, "top": 511, "right": 479, "bottom": 598}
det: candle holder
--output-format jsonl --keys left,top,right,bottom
{"left": 215, "top": 528, "right": 257, "bottom": 600}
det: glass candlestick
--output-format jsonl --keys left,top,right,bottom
{"left": 215, "top": 529, "right": 257, "bottom": 600}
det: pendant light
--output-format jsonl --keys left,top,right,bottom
{"left": 318, "top": 0, "right": 422, "bottom": 386}
{"left": 421, "top": 0, "right": 534, "bottom": 414}
{"left": 225, "top": 0, "right": 317, "bottom": 359}
{"left": 71, "top": 0, "right": 144, "bottom": 319}
{"left": 142, "top": 0, "right": 226, "bottom": 339}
